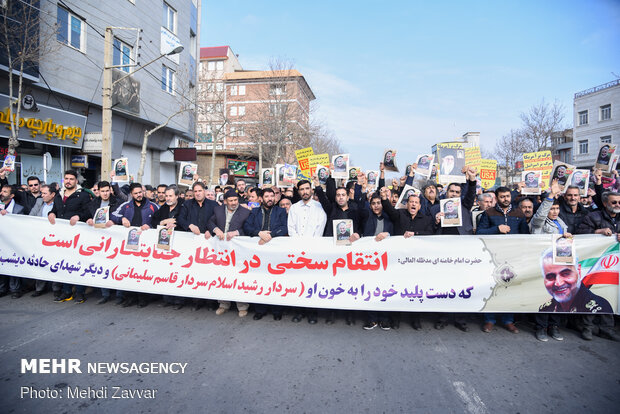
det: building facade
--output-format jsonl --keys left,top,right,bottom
{"left": 196, "top": 46, "right": 315, "bottom": 184}
{"left": 551, "top": 128, "right": 573, "bottom": 164}
{"left": 572, "top": 80, "right": 620, "bottom": 168}
{"left": 0, "top": 0, "right": 200, "bottom": 186}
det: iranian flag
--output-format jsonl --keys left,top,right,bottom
{"left": 580, "top": 243, "right": 619, "bottom": 287}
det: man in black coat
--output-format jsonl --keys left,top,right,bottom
{"left": 0, "top": 184, "right": 26, "bottom": 298}
{"left": 380, "top": 186, "right": 434, "bottom": 330}
{"left": 208, "top": 189, "right": 251, "bottom": 317}
{"left": 48, "top": 170, "right": 92, "bottom": 303}
{"left": 576, "top": 191, "right": 620, "bottom": 341}
{"left": 177, "top": 182, "right": 218, "bottom": 237}
{"left": 243, "top": 187, "right": 288, "bottom": 320}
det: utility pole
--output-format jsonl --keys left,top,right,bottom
{"left": 101, "top": 27, "right": 113, "bottom": 180}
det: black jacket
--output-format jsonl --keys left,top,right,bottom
{"left": 315, "top": 181, "right": 362, "bottom": 236}
{"left": 381, "top": 198, "right": 434, "bottom": 236}
{"left": 86, "top": 195, "right": 122, "bottom": 220}
{"left": 177, "top": 198, "right": 218, "bottom": 233}
{"left": 432, "top": 179, "right": 477, "bottom": 235}
{"left": 151, "top": 202, "right": 183, "bottom": 228}
{"left": 558, "top": 198, "right": 590, "bottom": 234}
{"left": 577, "top": 208, "right": 620, "bottom": 234}
{"left": 51, "top": 188, "right": 91, "bottom": 221}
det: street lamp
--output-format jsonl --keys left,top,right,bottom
{"left": 101, "top": 26, "right": 184, "bottom": 180}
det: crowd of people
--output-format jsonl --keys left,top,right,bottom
{"left": 1, "top": 162, "right": 619, "bottom": 343}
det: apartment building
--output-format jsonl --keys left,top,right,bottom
{"left": 572, "top": 80, "right": 620, "bottom": 168}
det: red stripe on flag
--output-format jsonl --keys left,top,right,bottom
{"left": 582, "top": 271, "right": 619, "bottom": 287}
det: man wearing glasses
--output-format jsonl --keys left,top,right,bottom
{"left": 576, "top": 191, "right": 620, "bottom": 341}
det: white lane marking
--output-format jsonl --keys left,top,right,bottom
{"left": 452, "top": 381, "right": 489, "bottom": 414}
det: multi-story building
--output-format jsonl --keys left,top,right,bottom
{"left": 0, "top": 0, "right": 200, "bottom": 186}
{"left": 196, "top": 46, "right": 315, "bottom": 184}
{"left": 572, "top": 79, "right": 620, "bottom": 168}
{"left": 551, "top": 128, "right": 573, "bottom": 164}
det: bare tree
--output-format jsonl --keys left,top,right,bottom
{"left": 494, "top": 129, "right": 532, "bottom": 182}
{"left": 137, "top": 66, "right": 194, "bottom": 182}
{"left": 519, "top": 99, "right": 566, "bottom": 151}
{"left": 245, "top": 58, "right": 310, "bottom": 169}
{"left": 195, "top": 69, "right": 234, "bottom": 185}
{"left": 1, "top": 0, "right": 59, "bottom": 155}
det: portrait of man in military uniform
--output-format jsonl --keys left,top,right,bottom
{"left": 539, "top": 248, "right": 612, "bottom": 313}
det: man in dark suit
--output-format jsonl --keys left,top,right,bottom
{"left": 208, "top": 189, "right": 251, "bottom": 317}
{"left": 0, "top": 184, "right": 26, "bottom": 298}
{"left": 243, "top": 187, "right": 288, "bottom": 320}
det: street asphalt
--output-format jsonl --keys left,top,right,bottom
{"left": 0, "top": 291, "right": 619, "bottom": 414}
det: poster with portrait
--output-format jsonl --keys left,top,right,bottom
{"left": 437, "top": 144, "right": 466, "bottom": 184}
{"left": 348, "top": 166, "right": 360, "bottom": 183}
{"left": 366, "top": 170, "right": 379, "bottom": 190}
{"left": 156, "top": 226, "right": 174, "bottom": 251}
{"left": 440, "top": 197, "right": 462, "bottom": 227}
{"left": 521, "top": 171, "right": 542, "bottom": 195}
{"left": 276, "top": 164, "right": 295, "bottom": 188}
{"left": 178, "top": 162, "right": 197, "bottom": 187}
{"left": 382, "top": 149, "right": 398, "bottom": 172}
{"left": 550, "top": 161, "right": 575, "bottom": 192}
{"left": 3, "top": 154, "right": 16, "bottom": 172}
{"left": 316, "top": 165, "right": 330, "bottom": 186}
{"left": 396, "top": 184, "right": 420, "bottom": 209}
{"left": 333, "top": 219, "right": 353, "bottom": 246}
{"left": 93, "top": 207, "right": 109, "bottom": 229}
{"left": 568, "top": 169, "right": 590, "bottom": 197}
{"left": 415, "top": 154, "right": 435, "bottom": 178}
{"left": 113, "top": 158, "right": 129, "bottom": 182}
{"left": 219, "top": 169, "right": 233, "bottom": 186}
{"left": 429, "top": 163, "right": 439, "bottom": 182}
{"left": 595, "top": 144, "right": 616, "bottom": 173}
{"left": 260, "top": 168, "right": 275, "bottom": 187}
{"left": 332, "top": 154, "right": 349, "bottom": 179}
{"left": 553, "top": 235, "right": 575, "bottom": 265}
{"left": 125, "top": 227, "right": 141, "bottom": 251}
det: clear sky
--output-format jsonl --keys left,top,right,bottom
{"left": 201, "top": 0, "right": 620, "bottom": 172}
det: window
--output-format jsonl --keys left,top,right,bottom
{"left": 601, "top": 104, "right": 611, "bottom": 121}
{"left": 57, "top": 6, "right": 85, "bottom": 52}
{"left": 270, "top": 84, "right": 286, "bottom": 95}
{"left": 113, "top": 38, "right": 132, "bottom": 73}
{"left": 578, "top": 140, "right": 588, "bottom": 154}
{"left": 163, "top": 2, "right": 176, "bottom": 34}
{"left": 238, "top": 106, "right": 245, "bottom": 116}
{"left": 161, "top": 65, "right": 175, "bottom": 94}
{"left": 216, "top": 83, "right": 223, "bottom": 92}
{"left": 230, "top": 106, "right": 237, "bottom": 116}
{"left": 230, "top": 126, "right": 245, "bottom": 137}
{"left": 207, "top": 61, "right": 215, "bottom": 71}
{"left": 216, "top": 61, "right": 223, "bottom": 71}
{"left": 601, "top": 136, "right": 612, "bottom": 144}
{"left": 269, "top": 103, "right": 288, "bottom": 116}
{"left": 578, "top": 110, "right": 588, "bottom": 126}
{"left": 230, "top": 85, "right": 245, "bottom": 96}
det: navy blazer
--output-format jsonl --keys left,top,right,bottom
{"left": 207, "top": 204, "right": 251, "bottom": 235}
{"left": 243, "top": 205, "right": 288, "bottom": 237}
{"left": 362, "top": 210, "right": 394, "bottom": 237}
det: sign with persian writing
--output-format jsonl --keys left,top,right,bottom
{"left": 0, "top": 94, "right": 86, "bottom": 149}
{"left": 0, "top": 216, "right": 617, "bottom": 314}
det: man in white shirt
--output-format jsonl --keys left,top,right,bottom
{"left": 287, "top": 180, "right": 326, "bottom": 237}
{"left": 287, "top": 180, "right": 327, "bottom": 324}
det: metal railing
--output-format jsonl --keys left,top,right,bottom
{"left": 575, "top": 79, "right": 620, "bottom": 98}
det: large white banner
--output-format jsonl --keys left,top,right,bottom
{"left": 0, "top": 215, "right": 618, "bottom": 313}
